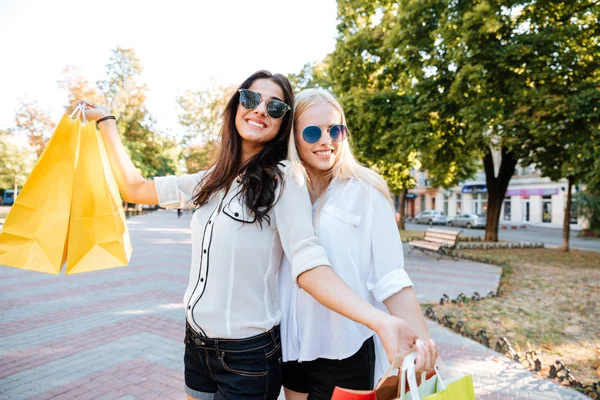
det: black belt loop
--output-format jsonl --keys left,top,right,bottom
{"left": 215, "top": 339, "right": 220, "bottom": 357}
{"left": 269, "top": 327, "right": 277, "bottom": 345}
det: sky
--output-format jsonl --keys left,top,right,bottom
{"left": 0, "top": 0, "right": 338, "bottom": 136}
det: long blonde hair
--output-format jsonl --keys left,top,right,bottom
{"left": 287, "top": 88, "right": 393, "bottom": 206}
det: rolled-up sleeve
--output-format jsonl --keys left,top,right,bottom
{"left": 274, "top": 162, "right": 331, "bottom": 284}
{"left": 154, "top": 171, "right": 205, "bottom": 209}
{"left": 367, "top": 190, "right": 413, "bottom": 302}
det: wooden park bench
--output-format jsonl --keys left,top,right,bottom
{"left": 408, "top": 228, "right": 461, "bottom": 261}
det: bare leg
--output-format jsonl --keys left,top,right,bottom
{"left": 284, "top": 387, "right": 308, "bottom": 400}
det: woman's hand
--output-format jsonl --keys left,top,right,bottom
{"left": 414, "top": 338, "right": 438, "bottom": 377}
{"left": 374, "top": 314, "right": 418, "bottom": 363}
{"left": 375, "top": 315, "right": 438, "bottom": 376}
{"left": 72, "top": 100, "right": 111, "bottom": 121}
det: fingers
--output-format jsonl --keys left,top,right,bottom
{"left": 429, "top": 339, "right": 438, "bottom": 369}
{"left": 414, "top": 342, "right": 426, "bottom": 374}
{"left": 71, "top": 100, "right": 96, "bottom": 110}
{"left": 414, "top": 339, "right": 438, "bottom": 373}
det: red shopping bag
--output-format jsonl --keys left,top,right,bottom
{"left": 331, "top": 350, "right": 436, "bottom": 400}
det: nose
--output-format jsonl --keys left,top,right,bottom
{"left": 253, "top": 100, "right": 267, "bottom": 116}
{"left": 317, "top": 130, "right": 333, "bottom": 144}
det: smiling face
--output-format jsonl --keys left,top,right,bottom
{"left": 234, "top": 78, "right": 285, "bottom": 158}
{"left": 294, "top": 101, "right": 343, "bottom": 178}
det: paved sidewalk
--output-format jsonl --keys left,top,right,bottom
{"left": 0, "top": 210, "right": 587, "bottom": 399}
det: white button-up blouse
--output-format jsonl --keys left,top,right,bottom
{"left": 154, "top": 161, "right": 330, "bottom": 339}
{"left": 278, "top": 177, "right": 414, "bottom": 381}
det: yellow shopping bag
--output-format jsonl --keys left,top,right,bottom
{"left": 0, "top": 113, "right": 80, "bottom": 274}
{"left": 65, "top": 116, "right": 131, "bottom": 274}
{"left": 332, "top": 350, "right": 476, "bottom": 400}
{"left": 398, "top": 352, "right": 476, "bottom": 400}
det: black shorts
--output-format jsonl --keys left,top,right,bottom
{"left": 281, "top": 336, "right": 375, "bottom": 400}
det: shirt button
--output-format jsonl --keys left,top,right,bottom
{"left": 200, "top": 278, "right": 204, "bottom": 282}
{"left": 188, "top": 306, "right": 191, "bottom": 310}
{"left": 208, "top": 220, "right": 212, "bottom": 224}
{"left": 203, "top": 249, "right": 207, "bottom": 254}
{"left": 236, "top": 179, "right": 241, "bottom": 183}
{"left": 234, "top": 212, "right": 239, "bottom": 217}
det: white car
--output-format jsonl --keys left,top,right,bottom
{"left": 414, "top": 210, "right": 447, "bottom": 225}
{"left": 446, "top": 213, "right": 486, "bottom": 229}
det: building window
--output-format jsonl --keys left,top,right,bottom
{"left": 432, "top": 197, "right": 436, "bottom": 210}
{"left": 456, "top": 193, "right": 462, "bottom": 214}
{"left": 523, "top": 199, "right": 531, "bottom": 222}
{"left": 570, "top": 199, "right": 578, "bottom": 224}
{"left": 420, "top": 195, "right": 425, "bottom": 212}
{"left": 444, "top": 194, "right": 449, "bottom": 215}
{"left": 542, "top": 196, "right": 552, "bottom": 223}
{"left": 503, "top": 198, "right": 511, "bottom": 221}
{"left": 472, "top": 193, "right": 488, "bottom": 215}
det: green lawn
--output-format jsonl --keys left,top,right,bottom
{"left": 423, "top": 248, "right": 600, "bottom": 384}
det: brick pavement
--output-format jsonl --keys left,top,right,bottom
{"left": 0, "top": 209, "right": 587, "bottom": 399}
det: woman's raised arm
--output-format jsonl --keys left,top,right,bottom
{"left": 76, "top": 100, "right": 159, "bottom": 205}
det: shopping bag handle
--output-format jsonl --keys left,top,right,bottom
{"left": 399, "top": 351, "right": 420, "bottom": 400}
{"left": 69, "top": 103, "right": 88, "bottom": 123}
{"left": 399, "top": 357, "right": 449, "bottom": 400}
{"left": 374, "top": 348, "right": 416, "bottom": 391}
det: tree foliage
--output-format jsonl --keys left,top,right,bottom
{"left": 0, "top": 131, "right": 36, "bottom": 190}
{"left": 58, "top": 65, "right": 105, "bottom": 114}
{"left": 176, "top": 80, "right": 237, "bottom": 145}
{"left": 183, "top": 142, "right": 219, "bottom": 174}
{"left": 325, "top": 0, "right": 600, "bottom": 242}
{"left": 95, "top": 47, "right": 178, "bottom": 178}
{"left": 12, "top": 98, "right": 56, "bottom": 157}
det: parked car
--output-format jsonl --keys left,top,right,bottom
{"left": 1, "top": 190, "right": 19, "bottom": 206}
{"left": 414, "top": 210, "right": 447, "bottom": 225}
{"left": 446, "top": 213, "right": 486, "bottom": 229}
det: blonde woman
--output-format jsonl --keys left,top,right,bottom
{"left": 279, "top": 89, "right": 438, "bottom": 400}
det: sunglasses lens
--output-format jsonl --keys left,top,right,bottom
{"left": 266, "top": 100, "right": 289, "bottom": 119}
{"left": 302, "top": 126, "right": 322, "bottom": 144}
{"left": 239, "top": 89, "right": 261, "bottom": 110}
{"left": 330, "top": 125, "right": 348, "bottom": 142}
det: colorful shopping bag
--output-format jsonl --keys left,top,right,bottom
{"left": 332, "top": 350, "right": 475, "bottom": 400}
{"left": 65, "top": 116, "right": 131, "bottom": 274}
{"left": 0, "top": 113, "right": 80, "bottom": 274}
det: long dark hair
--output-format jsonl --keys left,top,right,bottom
{"left": 192, "top": 70, "right": 294, "bottom": 225}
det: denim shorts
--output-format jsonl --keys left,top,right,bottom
{"left": 184, "top": 322, "right": 282, "bottom": 400}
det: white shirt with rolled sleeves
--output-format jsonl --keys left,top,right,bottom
{"left": 278, "top": 177, "right": 414, "bottom": 385}
{"left": 154, "top": 161, "right": 330, "bottom": 339}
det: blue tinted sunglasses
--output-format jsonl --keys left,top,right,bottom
{"left": 300, "top": 124, "right": 348, "bottom": 144}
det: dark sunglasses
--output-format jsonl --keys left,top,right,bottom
{"left": 300, "top": 124, "right": 348, "bottom": 144}
{"left": 238, "top": 89, "right": 291, "bottom": 119}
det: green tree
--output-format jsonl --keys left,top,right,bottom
{"left": 325, "top": 1, "right": 479, "bottom": 231}
{"left": 328, "top": 0, "right": 599, "bottom": 242}
{"left": 513, "top": 0, "right": 600, "bottom": 250}
{"left": 176, "top": 80, "right": 237, "bottom": 145}
{"left": 97, "top": 47, "right": 178, "bottom": 178}
{"left": 288, "top": 61, "right": 333, "bottom": 94}
{"left": 183, "top": 142, "right": 219, "bottom": 174}
{"left": 0, "top": 131, "right": 36, "bottom": 193}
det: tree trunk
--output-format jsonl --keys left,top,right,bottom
{"left": 560, "top": 176, "right": 574, "bottom": 252}
{"left": 397, "top": 189, "right": 407, "bottom": 230}
{"left": 483, "top": 148, "right": 517, "bottom": 242}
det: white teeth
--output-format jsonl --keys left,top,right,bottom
{"left": 248, "top": 120, "right": 265, "bottom": 128}
{"left": 315, "top": 150, "right": 332, "bottom": 156}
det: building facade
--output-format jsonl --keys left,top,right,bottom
{"left": 405, "top": 165, "right": 585, "bottom": 229}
